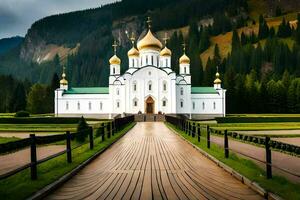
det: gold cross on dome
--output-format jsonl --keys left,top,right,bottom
{"left": 112, "top": 40, "right": 118, "bottom": 55}
{"left": 130, "top": 32, "right": 136, "bottom": 46}
{"left": 146, "top": 16, "right": 152, "bottom": 29}
{"left": 182, "top": 43, "right": 186, "bottom": 53}
{"left": 163, "top": 32, "right": 169, "bottom": 45}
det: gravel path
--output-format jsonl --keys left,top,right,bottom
{"left": 0, "top": 145, "right": 65, "bottom": 176}
{"left": 211, "top": 136, "right": 300, "bottom": 183}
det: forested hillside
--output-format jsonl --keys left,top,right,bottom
{"left": 0, "top": 37, "right": 23, "bottom": 55}
{"left": 0, "top": 0, "right": 300, "bottom": 114}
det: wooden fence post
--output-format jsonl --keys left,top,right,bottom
{"left": 192, "top": 124, "right": 195, "bottom": 138}
{"left": 30, "top": 134, "right": 37, "bottom": 180}
{"left": 101, "top": 126, "right": 105, "bottom": 141}
{"left": 207, "top": 126, "right": 210, "bottom": 149}
{"left": 188, "top": 122, "right": 191, "bottom": 136}
{"left": 89, "top": 127, "right": 94, "bottom": 150}
{"left": 107, "top": 123, "right": 111, "bottom": 139}
{"left": 197, "top": 125, "right": 201, "bottom": 142}
{"left": 224, "top": 130, "right": 229, "bottom": 158}
{"left": 185, "top": 121, "right": 188, "bottom": 134}
{"left": 66, "top": 131, "right": 72, "bottom": 163}
{"left": 265, "top": 137, "right": 272, "bottom": 179}
{"left": 111, "top": 121, "right": 116, "bottom": 136}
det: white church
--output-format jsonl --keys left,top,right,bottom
{"left": 55, "top": 22, "right": 226, "bottom": 119}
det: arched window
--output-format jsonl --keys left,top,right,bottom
{"left": 202, "top": 102, "right": 205, "bottom": 110}
{"left": 162, "top": 99, "right": 167, "bottom": 107}
{"left": 89, "top": 102, "right": 92, "bottom": 110}
{"left": 77, "top": 102, "right": 80, "bottom": 110}
{"left": 117, "top": 101, "right": 120, "bottom": 108}
{"left": 113, "top": 67, "right": 116, "bottom": 74}
{"left": 100, "top": 102, "right": 103, "bottom": 110}
{"left": 184, "top": 67, "right": 187, "bottom": 74}
{"left": 163, "top": 81, "right": 167, "bottom": 91}
{"left": 66, "top": 101, "right": 69, "bottom": 110}
{"left": 133, "top": 82, "right": 137, "bottom": 91}
{"left": 151, "top": 56, "right": 154, "bottom": 65}
{"left": 213, "top": 102, "right": 216, "bottom": 110}
{"left": 180, "top": 87, "right": 184, "bottom": 95}
{"left": 116, "top": 88, "right": 120, "bottom": 95}
{"left": 193, "top": 102, "right": 195, "bottom": 110}
{"left": 133, "top": 98, "right": 138, "bottom": 107}
{"left": 180, "top": 100, "right": 184, "bottom": 108}
{"left": 146, "top": 55, "right": 148, "bottom": 65}
{"left": 148, "top": 81, "right": 152, "bottom": 91}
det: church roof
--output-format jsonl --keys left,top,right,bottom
{"left": 191, "top": 87, "right": 218, "bottom": 94}
{"left": 63, "top": 87, "right": 109, "bottom": 94}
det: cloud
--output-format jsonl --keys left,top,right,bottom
{"left": 0, "top": 0, "right": 114, "bottom": 38}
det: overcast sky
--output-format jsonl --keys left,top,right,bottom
{"left": 0, "top": 0, "right": 114, "bottom": 39}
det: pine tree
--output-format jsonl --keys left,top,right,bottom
{"left": 258, "top": 15, "right": 269, "bottom": 39}
{"left": 199, "top": 28, "right": 210, "bottom": 53}
{"left": 9, "top": 83, "right": 27, "bottom": 112}
{"left": 231, "top": 28, "right": 240, "bottom": 50}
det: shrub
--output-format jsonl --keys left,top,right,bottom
{"left": 243, "top": 135, "right": 248, "bottom": 141}
{"left": 248, "top": 136, "right": 253, "bottom": 142}
{"left": 14, "top": 111, "right": 30, "bottom": 117}
{"left": 275, "top": 142, "right": 281, "bottom": 149}
{"left": 295, "top": 147, "right": 300, "bottom": 154}
{"left": 232, "top": 132, "right": 237, "bottom": 138}
{"left": 75, "top": 116, "right": 89, "bottom": 142}
{"left": 281, "top": 143, "right": 287, "bottom": 151}
{"left": 239, "top": 134, "right": 243, "bottom": 139}
{"left": 253, "top": 137, "right": 258, "bottom": 143}
{"left": 96, "top": 126, "right": 104, "bottom": 137}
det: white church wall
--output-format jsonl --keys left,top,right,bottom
{"left": 176, "top": 85, "right": 191, "bottom": 114}
{"left": 191, "top": 92, "right": 225, "bottom": 116}
{"left": 55, "top": 93, "right": 110, "bottom": 116}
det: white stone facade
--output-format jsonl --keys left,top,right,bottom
{"left": 55, "top": 29, "right": 226, "bottom": 118}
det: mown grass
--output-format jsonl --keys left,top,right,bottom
{"left": 0, "top": 137, "right": 20, "bottom": 144}
{"left": 0, "top": 124, "right": 77, "bottom": 132}
{"left": 166, "top": 123, "right": 300, "bottom": 200}
{"left": 208, "top": 122, "right": 300, "bottom": 131}
{"left": 0, "top": 122, "right": 135, "bottom": 200}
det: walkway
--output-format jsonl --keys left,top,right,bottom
{"left": 46, "top": 122, "right": 262, "bottom": 200}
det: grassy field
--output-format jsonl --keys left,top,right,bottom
{"left": 208, "top": 122, "right": 300, "bottom": 131}
{"left": 166, "top": 123, "right": 300, "bottom": 200}
{"left": 0, "top": 124, "right": 77, "bottom": 132}
{"left": 0, "top": 123, "right": 135, "bottom": 200}
{"left": 0, "top": 137, "right": 19, "bottom": 144}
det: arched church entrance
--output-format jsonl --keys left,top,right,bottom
{"left": 145, "top": 96, "right": 155, "bottom": 114}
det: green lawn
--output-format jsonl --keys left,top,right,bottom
{"left": 0, "top": 122, "right": 135, "bottom": 200}
{"left": 166, "top": 123, "right": 300, "bottom": 200}
{"left": 0, "top": 124, "right": 77, "bottom": 132}
{"left": 207, "top": 122, "right": 300, "bottom": 131}
{"left": 0, "top": 137, "right": 20, "bottom": 144}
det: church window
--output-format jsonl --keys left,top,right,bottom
{"left": 193, "top": 102, "right": 195, "bottom": 110}
{"left": 77, "top": 102, "right": 80, "bottom": 110}
{"left": 148, "top": 71, "right": 151, "bottom": 76}
{"left": 213, "top": 102, "right": 216, "bottom": 110}
{"left": 133, "top": 83, "right": 137, "bottom": 91}
{"left": 89, "top": 102, "right": 92, "bottom": 110}
{"left": 202, "top": 102, "right": 205, "bottom": 110}
{"left": 151, "top": 56, "right": 154, "bottom": 65}
{"left": 100, "top": 102, "right": 103, "bottom": 110}
{"left": 163, "top": 81, "right": 167, "bottom": 91}
{"left": 184, "top": 67, "right": 187, "bottom": 74}
{"left": 146, "top": 55, "right": 148, "bottom": 65}
{"left": 113, "top": 67, "right": 115, "bottom": 74}
{"left": 66, "top": 101, "right": 69, "bottom": 110}
{"left": 148, "top": 81, "right": 152, "bottom": 91}
{"left": 116, "top": 88, "right": 120, "bottom": 95}
{"left": 180, "top": 87, "right": 184, "bottom": 95}
{"left": 180, "top": 100, "right": 184, "bottom": 108}
{"left": 133, "top": 99, "right": 138, "bottom": 107}
{"left": 117, "top": 101, "right": 120, "bottom": 108}
{"left": 162, "top": 100, "right": 167, "bottom": 107}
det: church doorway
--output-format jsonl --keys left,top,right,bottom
{"left": 145, "top": 96, "right": 155, "bottom": 114}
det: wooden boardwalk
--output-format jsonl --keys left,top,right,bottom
{"left": 46, "top": 123, "right": 262, "bottom": 200}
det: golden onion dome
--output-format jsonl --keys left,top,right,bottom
{"left": 214, "top": 72, "right": 222, "bottom": 84}
{"left": 137, "top": 30, "right": 163, "bottom": 51}
{"left": 128, "top": 47, "right": 139, "bottom": 57}
{"left": 160, "top": 46, "right": 172, "bottom": 56}
{"left": 60, "top": 78, "right": 68, "bottom": 86}
{"left": 109, "top": 55, "right": 121, "bottom": 65}
{"left": 179, "top": 54, "right": 190, "bottom": 64}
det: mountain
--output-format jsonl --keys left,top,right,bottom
{"left": 0, "top": 36, "right": 23, "bottom": 55}
{"left": 0, "top": 0, "right": 247, "bottom": 86}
